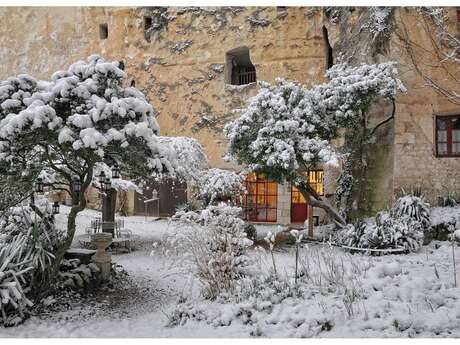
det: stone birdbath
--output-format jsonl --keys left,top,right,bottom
{"left": 91, "top": 232, "right": 113, "bottom": 281}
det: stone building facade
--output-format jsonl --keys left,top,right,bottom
{"left": 0, "top": 6, "right": 459, "bottom": 223}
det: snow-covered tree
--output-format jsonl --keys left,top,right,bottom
{"left": 0, "top": 55, "right": 176, "bottom": 271}
{"left": 224, "top": 63, "right": 405, "bottom": 225}
{"left": 158, "top": 136, "right": 209, "bottom": 184}
{"left": 197, "top": 168, "right": 245, "bottom": 205}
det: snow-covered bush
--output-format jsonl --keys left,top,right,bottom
{"left": 337, "top": 212, "right": 424, "bottom": 252}
{"left": 0, "top": 233, "right": 35, "bottom": 326}
{"left": 168, "top": 203, "right": 252, "bottom": 299}
{"left": 437, "top": 191, "right": 460, "bottom": 207}
{"left": 197, "top": 168, "right": 245, "bottom": 205}
{"left": 0, "top": 203, "right": 67, "bottom": 325}
{"left": 391, "top": 195, "right": 431, "bottom": 230}
{"left": 337, "top": 195, "right": 431, "bottom": 252}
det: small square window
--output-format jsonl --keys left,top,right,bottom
{"left": 99, "top": 23, "right": 108, "bottom": 40}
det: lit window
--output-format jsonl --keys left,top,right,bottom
{"left": 436, "top": 116, "right": 460, "bottom": 157}
{"left": 291, "top": 170, "right": 324, "bottom": 202}
{"left": 243, "top": 173, "right": 277, "bottom": 222}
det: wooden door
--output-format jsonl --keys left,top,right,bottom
{"left": 134, "top": 178, "right": 187, "bottom": 217}
{"left": 291, "top": 186, "right": 308, "bottom": 223}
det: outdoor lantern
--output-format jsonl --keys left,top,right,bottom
{"left": 73, "top": 178, "right": 81, "bottom": 194}
{"left": 104, "top": 176, "right": 112, "bottom": 191}
{"left": 35, "top": 177, "right": 44, "bottom": 193}
{"left": 152, "top": 189, "right": 158, "bottom": 200}
{"left": 112, "top": 164, "right": 120, "bottom": 179}
{"left": 52, "top": 201, "right": 60, "bottom": 215}
{"left": 98, "top": 171, "right": 106, "bottom": 184}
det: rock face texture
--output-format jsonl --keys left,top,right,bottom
{"left": 0, "top": 6, "right": 328, "bottom": 169}
{"left": 0, "top": 6, "right": 459, "bottom": 218}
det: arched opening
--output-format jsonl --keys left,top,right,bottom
{"left": 322, "top": 26, "right": 333, "bottom": 70}
{"left": 225, "top": 47, "right": 257, "bottom": 86}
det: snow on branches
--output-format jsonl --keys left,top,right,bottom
{"left": 197, "top": 168, "right": 245, "bottom": 204}
{"left": 0, "top": 55, "right": 175, "bottom": 190}
{"left": 0, "top": 55, "right": 178, "bottom": 265}
{"left": 158, "top": 136, "right": 208, "bottom": 184}
{"left": 168, "top": 203, "right": 252, "bottom": 299}
{"left": 224, "top": 62, "right": 405, "bottom": 181}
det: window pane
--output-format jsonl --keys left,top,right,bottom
{"left": 438, "top": 142, "right": 448, "bottom": 155}
{"left": 267, "top": 195, "right": 277, "bottom": 207}
{"left": 453, "top": 118, "right": 460, "bottom": 130}
{"left": 453, "top": 130, "right": 460, "bottom": 141}
{"left": 453, "top": 142, "right": 460, "bottom": 154}
{"left": 291, "top": 191, "right": 300, "bottom": 203}
{"left": 267, "top": 209, "right": 277, "bottom": 222}
{"left": 267, "top": 182, "right": 277, "bottom": 195}
{"left": 256, "top": 194, "right": 266, "bottom": 205}
{"left": 257, "top": 182, "right": 266, "bottom": 195}
{"left": 437, "top": 118, "right": 447, "bottom": 130}
{"left": 257, "top": 208, "right": 267, "bottom": 221}
{"left": 437, "top": 130, "right": 447, "bottom": 142}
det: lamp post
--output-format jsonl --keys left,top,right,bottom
{"left": 98, "top": 171, "right": 116, "bottom": 237}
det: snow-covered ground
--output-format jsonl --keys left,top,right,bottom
{"left": 1, "top": 207, "right": 460, "bottom": 337}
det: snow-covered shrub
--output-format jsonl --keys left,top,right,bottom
{"left": 0, "top": 233, "right": 35, "bottom": 326}
{"left": 337, "top": 211, "right": 424, "bottom": 252}
{"left": 391, "top": 195, "right": 431, "bottom": 231}
{"left": 0, "top": 203, "right": 66, "bottom": 325}
{"left": 196, "top": 168, "right": 245, "bottom": 205}
{"left": 337, "top": 195, "right": 430, "bottom": 252}
{"left": 168, "top": 203, "right": 252, "bottom": 299}
{"left": 437, "top": 191, "right": 460, "bottom": 207}
{"left": 0, "top": 204, "right": 62, "bottom": 273}
{"left": 364, "top": 214, "right": 424, "bottom": 251}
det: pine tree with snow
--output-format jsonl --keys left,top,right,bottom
{"left": 224, "top": 62, "right": 405, "bottom": 225}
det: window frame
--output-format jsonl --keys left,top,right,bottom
{"left": 435, "top": 114, "right": 460, "bottom": 158}
{"left": 243, "top": 173, "right": 277, "bottom": 223}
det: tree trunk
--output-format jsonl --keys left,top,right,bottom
{"left": 44, "top": 166, "right": 94, "bottom": 293}
{"left": 296, "top": 181, "right": 346, "bottom": 227}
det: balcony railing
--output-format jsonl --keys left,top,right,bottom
{"left": 237, "top": 70, "right": 256, "bottom": 85}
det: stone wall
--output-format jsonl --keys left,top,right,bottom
{"left": 389, "top": 8, "right": 460, "bottom": 205}
{"left": 0, "top": 6, "right": 328, "bottom": 169}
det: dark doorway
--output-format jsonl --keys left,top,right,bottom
{"left": 323, "top": 26, "right": 333, "bottom": 70}
{"left": 134, "top": 178, "right": 187, "bottom": 217}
